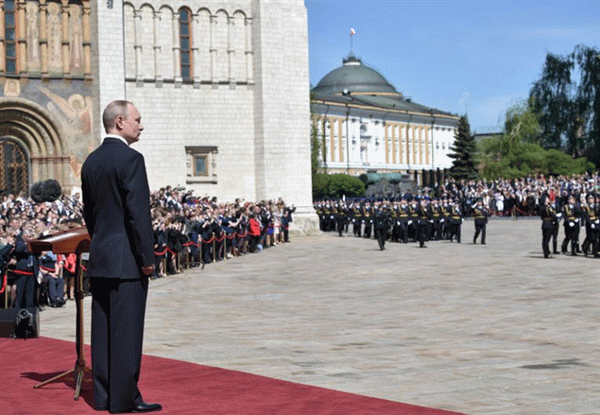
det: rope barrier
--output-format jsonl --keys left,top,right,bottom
{"left": 514, "top": 206, "right": 537, "bottom": 216}
{"left": 11, "top": 269, "right": 34, "bottom": 276}
{"left": 0, "top": 273, "right": 6, "bottom": 294}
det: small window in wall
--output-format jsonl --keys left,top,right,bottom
{"left": 179, "top": 8, "right": 192, "bottom": 80}
{"left": 193, "top": 155, "right": 207, "bottom": 176}
{"left": 186, "top": 146, "right": 217, "bottom": 183}
{"left": 4, "top": 0, "right": 17, "bottom": 74}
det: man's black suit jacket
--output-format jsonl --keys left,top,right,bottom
{"left": 81, "top": 137, "right": 154, "bottom": 279}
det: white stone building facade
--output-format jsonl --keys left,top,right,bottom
{"left": 0, "top": 0, "right": 317, "bottom": 231}
{"left": 93, "top": 0, "right": 313, "bottom": 214}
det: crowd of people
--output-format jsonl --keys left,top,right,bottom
{"left": 1, "top": 172, "right": 599, "bottom": 312}
{"left": 432, "top": 172, "right": 599, "bottom": 217}
{"left": 0, "top": 187, "right": 296, "bottom": 311}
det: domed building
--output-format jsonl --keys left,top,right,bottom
{"left": 311, "top": 54, "right": 460, "bottom": 186}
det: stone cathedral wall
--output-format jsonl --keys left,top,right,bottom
{"left": 0, "top": 0, "right": 94, "bottom": 193}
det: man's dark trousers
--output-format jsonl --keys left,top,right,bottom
{"left": 91, "top": 276, "right": 148, "bottom": 411}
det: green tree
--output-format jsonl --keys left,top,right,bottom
{"left": 574, "top": 45, "right": 600, "bottom": 165}
{"left": 529, "top": 44, "right": 600, "bottom": 162}
{"left": 478, "top": 99, "right": 594, "bottom": 179}
{"left": 530, "top": 52, "right": 574, "bottom": 150}
{"left": 448, "top": 115, "right": 478, "bottom": 179}
{"left": 312, "top": 173, "right": 365, "bottom": 200}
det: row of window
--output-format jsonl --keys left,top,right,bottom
{"left": 5, "top": 0, "right": 17, "bottom": 74}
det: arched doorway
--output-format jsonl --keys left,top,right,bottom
{"left": 0, "top": 98, "right": 66, "bottom": 194}
{"left": 0, "top": 138, "right": 28, "bottom": 194}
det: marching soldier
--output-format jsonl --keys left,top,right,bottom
{"left": 417, "top": 198, "right": 432, "bottom": 248}
{"left": 398, "top": 198, "right": 410, "bottom": 243}
{"left": 540, "top": 196, "right": 557, "bottom": 258}
{"left": 352, "top": 202, "right": 362, "bottom": 237}
{"left": 581, "top": 194, "right": 599, "bottom": 257}
{"left": 408, "top": 198, "right": 419, "bottom": 242}
{"left": 449, "top": 200, "right": 462, "bottom": 243}
{"left": 336, "top": 202, "right": 348, "bottom": 237}
{"left": 374, "top": 203, "right": 391, "bottom": 250}
{"left": 390, "top": 201, "right": 399, "bottom": 242}
{"left": 363, "top": 202, "right": 373, "bottom": 239}
{"left": 561, "top": 195, "right": 580, "bottom": 256}
{"left": 431, "top": 199, "right": 442, "bottom": 240}
{"left": 472, "top": 198, "right": 489, "bottom": 244}
{"left": 551, "top": 198, "right": 561, "bottom": 254}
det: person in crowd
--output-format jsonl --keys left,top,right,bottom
{"left": 39, "top": 250, "right": 66, "bottom": 307}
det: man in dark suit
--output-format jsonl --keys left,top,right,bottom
{"left": 81, "top": 100, "right": 161, "bottom": 413}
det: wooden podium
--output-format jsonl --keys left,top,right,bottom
{"left": 28, "top": 227, "right": 91, "bottom": 400}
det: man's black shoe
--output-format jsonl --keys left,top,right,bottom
{"left": 110, "top": 402, "right": 162, "bottom": 413}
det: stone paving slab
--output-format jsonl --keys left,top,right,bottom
{"left": 41, "top": 218, "right": 599, "bottom": 414}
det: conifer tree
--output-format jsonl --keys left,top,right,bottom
{"left": 448, "top": 115, "right": 478, "bottom": 179}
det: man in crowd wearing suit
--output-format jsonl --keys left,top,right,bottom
{"left": 81, "top": 100, "right": 161, "bottom": 413}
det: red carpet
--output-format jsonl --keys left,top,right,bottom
{"left": 0, "top": 336, "right": 466, "bottom": 415}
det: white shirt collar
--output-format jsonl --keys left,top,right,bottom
{"left": 103, "top": 134, "right": 130, "bottom": 147}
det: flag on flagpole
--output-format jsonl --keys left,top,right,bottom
{"left": 350, "top": 28, "right": 356, "bottom": 36}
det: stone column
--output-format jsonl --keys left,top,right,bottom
{"left": 209, "top": 14, "right": 216, "bottom": 84}
{"left": 338, "top": 118, "right": 343, "bottom": 162}
{"left": 399, "top": 124, "right": 404, "bottom": 164}
{"left": 384, "top": 123, "right": 389, "bottom": 164}
{"left": 39, "top": 0, "right": 48, "bottom": 78}
{"left": 244, "top": 17, "right": 253, "bottom": 84}
{"left": 0, "top": 3, "right": 5, "bottom": 73}
{"left": 191, "top": 10, "right": 199, "bottom": 87}
{"left": 227, "top": 16, "right": 234, "bottom": 84}
{"left": 133, "top": 8, "right": 143, "bottom": 84}
{"left": 328, "top": 118, "right": 334, "bottom": 162}
{"left": 60, "top": 0, "right": 70, "bottom": 77}
{"left": 82, "top": 0, "right": 91, "bottom": 80}
{"left": 391, "top": 123, "right": 396, "bottom": 164}
{"left": 172, "top": 10, "right": 181, "bottom": 86}
{"left": 412, "top": 126, "right": 417, "bottom": 165}
{"left": 153, "top": 10, "right": 162, "bottom": 85}
{"left": 424, "top": 126, "right": 430, "bottom": 166}
{"left": 418, "top": 126, "right": 423, "bottom": 165}
{"left": 17, "top": 0, "right": 26, "bottom": 75}
{"left": 406, "top": 125, "right": 411, "bottom": 168}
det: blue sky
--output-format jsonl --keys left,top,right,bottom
{"left": 305, "top": 0, "right": 599, "bottom": 132}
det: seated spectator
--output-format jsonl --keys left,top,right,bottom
{"left": 39, "top": 250, "right": 65, "bottom": 307}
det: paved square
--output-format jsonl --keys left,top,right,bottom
{"left": 42, "top": 218, "right": 599, "bottom": 414}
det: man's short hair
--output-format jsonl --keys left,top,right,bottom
{"left": 102, "top": 100, "right": 132, "bottom": 132}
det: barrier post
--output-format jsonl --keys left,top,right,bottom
{"left": 212, "top": 233, "right": 216, "bottom": 263}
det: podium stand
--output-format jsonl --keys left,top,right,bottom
{"left": 28, "top": 227, "right": 91, "bottom": 400}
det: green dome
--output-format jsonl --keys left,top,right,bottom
{"left": 313, "top": 54, "right": 401, "bottom": 97}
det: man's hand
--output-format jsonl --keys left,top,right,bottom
{"left": 142, "top": 264, "right": 155, "bottom": 276}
